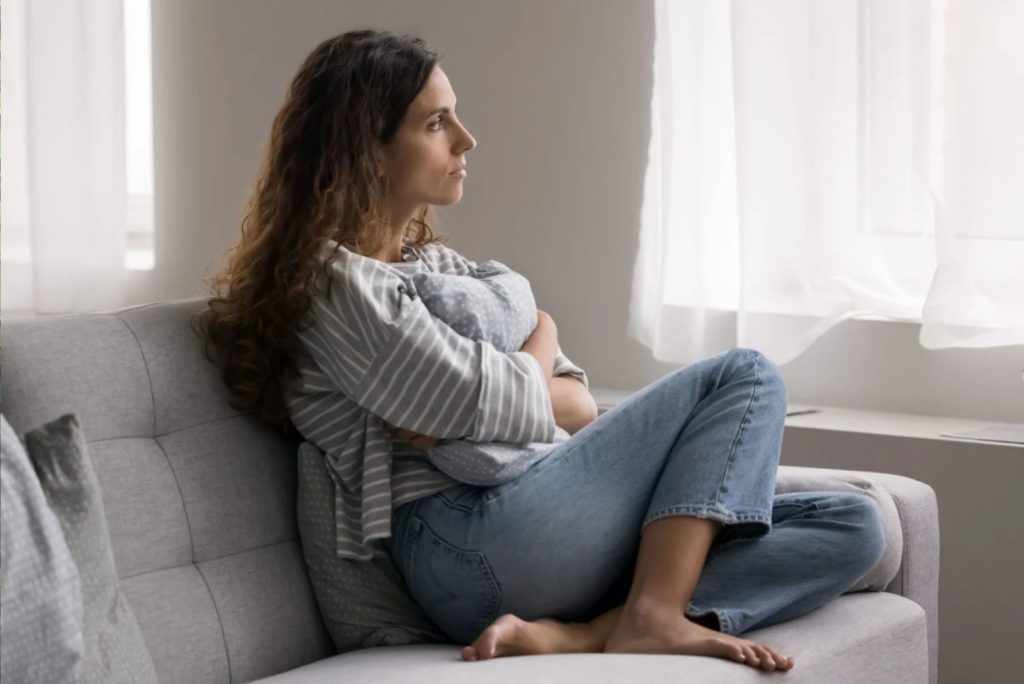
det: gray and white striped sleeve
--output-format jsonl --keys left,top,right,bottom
{"left": 553, "top": 344, "right": 589, "bottom": 389}
{"left": 301, "top": 256, "right": 557, "bottom": 444}
{"left": 428, "top": 241, "right": 477, "bottom": 275}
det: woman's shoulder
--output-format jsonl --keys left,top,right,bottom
{"left": 412, "top": 239, "right": 478, "bottom": 276}
{"left": 309, "top": 240, "right": 410, "bottom": 317}
{"left": 318, "top": 239, "right": 407, "bottom": 281}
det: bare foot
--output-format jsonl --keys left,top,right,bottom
{"left": 603, "top": 599, "right": 794, "bottom": 673}
{"left": 462, "top": 613, "right": 598, "bottom": 661}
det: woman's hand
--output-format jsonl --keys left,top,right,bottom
{"left": 387, "top": 425, "right": 440, "bottom": 452}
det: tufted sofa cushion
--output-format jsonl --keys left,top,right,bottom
{"left": 1, "top": 299, "right": 334, "bottom": 683}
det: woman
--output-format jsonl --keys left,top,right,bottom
{"left": 198, "top": 29, "right": 887, "bottom": 673}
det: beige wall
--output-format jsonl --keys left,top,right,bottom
{"left": 133, "top": 2, "right": 1021, "bottom": 681}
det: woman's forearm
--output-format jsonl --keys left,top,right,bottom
{"left": 549, "top": 375, "right": 599, "bottom": 435}
{"left": 521, "top": 311, "right": 558, "bottom": 383}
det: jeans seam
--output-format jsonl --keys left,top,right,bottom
{"left": 643, "top": 504, "right": 772, "bottom": 531}
{"left": 686, "top": 601, "right": 734, "bottom": 635}
{"left": 712, "top": 350, "right": 761, "bottom": 511}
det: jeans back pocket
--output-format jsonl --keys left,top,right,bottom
{"left": 405, "top": 515, "right": 502, "bottom": 645}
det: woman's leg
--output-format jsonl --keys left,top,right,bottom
{"left": 463, "top": 490, "right": 885, "bottom": 669}
{"left": 391, "top": 348, "right": 787, "bottom": 662}
{"left": 583, "top": 490, "right": 887, "bottom": 647}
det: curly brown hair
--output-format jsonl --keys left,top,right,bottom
{"left": 192, "top": 29, "right": 449, "bottom": 435}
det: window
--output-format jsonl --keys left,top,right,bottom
{"left": 124, "top": 0, "right": 155, "bottom": 271}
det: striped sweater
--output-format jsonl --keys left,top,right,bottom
{"left": 284, "top": 237, "right": 589, "bottom": 561}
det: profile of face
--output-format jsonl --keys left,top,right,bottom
{"left": 380, "top": 65, "right": 477, "bottom": 212}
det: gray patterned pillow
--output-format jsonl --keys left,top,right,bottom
{"left": 405, "top": 259, "right": 570, "bottom": 486}
{"left": 295, "top": 441, "right": 449, "bottom": 653}
{"left": 407, "top": 259, "right": 538, "bottom": 351}
{"left": 0, "top": 414, "right": 83, "bottom": 684}
{"left": 22, "top": 413, "right": 158, "bottom": 684}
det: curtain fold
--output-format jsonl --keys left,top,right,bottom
{"left": 1, "top": 0, "right": 130, "bottom": 317}
{"left": 628, "top": 0, "right": 1024, "bottom": 367}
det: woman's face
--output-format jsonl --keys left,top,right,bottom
{"left": 381, "top": 65, "right": 476, "bottom": 212}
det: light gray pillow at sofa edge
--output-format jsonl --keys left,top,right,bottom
{"left": 0, "top": 414, "right": 83, "bottom": 684}
{"left": 774, "top": 467, "right": 903, "bottom": 592}
{"left": 21, "top": 413, "right": 159, "bottom": 684}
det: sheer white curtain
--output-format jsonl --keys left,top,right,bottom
{"left": 1, "top": 0, "right": 133, "bottom": 317}
{"left": 628, "top": 0, "right": 1024, "bottom": 367}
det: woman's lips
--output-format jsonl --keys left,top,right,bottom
{"left": 449, "top": 169, "right": 467, "bottom": 178}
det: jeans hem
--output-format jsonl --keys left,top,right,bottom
{"left": 685, "top": 602, "right": 735, "bottom": 635}
{"left": 641, "top": 503, "right": 771, "bottom": 533}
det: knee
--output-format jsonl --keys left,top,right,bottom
{"left": 725, "top": 347, "right": 788, "bottom": 404}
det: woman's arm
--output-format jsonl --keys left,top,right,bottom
{"left": 519, "top": 310, "right": 558, "bottom": 382}
{"left": 393, "top": 374, "right": 597, "bottom": 448}
{"left": 520, "top": 309, "right": 596, "bottom": 433}
{"left": 549, "top": 375, "right": 598, "bottom": 435}
{"left": 388, "top": 309, "right": 595, "bottom": 448}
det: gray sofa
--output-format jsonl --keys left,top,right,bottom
{"left": 1, "top": 297, "right": 939, "bottom": 683}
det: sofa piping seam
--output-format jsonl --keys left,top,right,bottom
{"left": 120, "top": 537, "right": 301, "bottom": 581}
{"left": 193, "top": 563, "right": 234, "bottom": 680}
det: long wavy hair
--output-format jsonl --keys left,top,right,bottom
{"left": 193, "top": 29, "right": 449, "bottom": 435}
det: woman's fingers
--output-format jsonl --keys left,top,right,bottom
{"left": 410, "top": 435, "right": 440, "bottom": 451}
{"left": 387, "top": 425, "right": 439, "bottom": 452}
{"left": 389, "top": 426, "right": 415, "bottom": 440}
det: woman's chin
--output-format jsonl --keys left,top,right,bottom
{"left": 436, "top": 191, "right": 464, "bottom": 205}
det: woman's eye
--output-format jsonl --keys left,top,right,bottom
{"left": 430, "top": 117, "right": 444, "bottom": 130}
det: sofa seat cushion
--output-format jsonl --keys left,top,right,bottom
{"left": 251, "top": 592, "right": 927, "bottom": 684}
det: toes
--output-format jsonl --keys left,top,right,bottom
{"left": 461, "top": 645, "right": 478, "bottom": 662}
{"left": 764, "top": 645, "right": 793, "bottom": 670}
{"left": 754, "top": 645, "right": 777, "bottom": 671}
{"left": 469, "top": 629, "right": 497, "bottom": 660}
{"left": 770, "top": 651, "right": 790, "bottom": 671}
{"left": 741, "top": 644, "right": 760, "bottom": 666}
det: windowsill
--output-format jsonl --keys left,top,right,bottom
{"left": 590, "top": 388, "right": 1024, "bottom": 448}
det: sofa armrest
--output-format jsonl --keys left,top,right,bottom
{"left": 774, "top": 465, "right": 939, "bottom": 684}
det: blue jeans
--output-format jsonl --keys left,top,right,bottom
{"left": 384, "top": 347, "right": 887, "bottom": 646}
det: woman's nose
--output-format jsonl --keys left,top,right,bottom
{"left": 459, "top": 124, "right": 476, "bottom": 152}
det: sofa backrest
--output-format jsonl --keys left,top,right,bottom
{"left": 1, "top": 297, "right": 334, "bottom": 683}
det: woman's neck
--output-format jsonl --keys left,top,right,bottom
{"left": 368, "top": 237, "right": 406, "bottom": 263}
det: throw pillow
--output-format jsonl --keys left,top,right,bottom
{"left": 407, "top": 259, "right": 537, "bottom": 350}
{"left": 774, "top": 466, "right": 904, "bottom": 592}
{"left": 405, "top": 259, "right": 571, "bottom": 486}
{"left": 22, "top": 413, "right": 159, "bottom": 684}
{"left": 296, "top": 441, "right": 449, "bottom": 653}
{"left": 0, "top": 414, "right": 83, "bottom": 683}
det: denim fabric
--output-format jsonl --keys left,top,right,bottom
{"left": 384, "top": 347, "right": 887, "bottom": 646}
